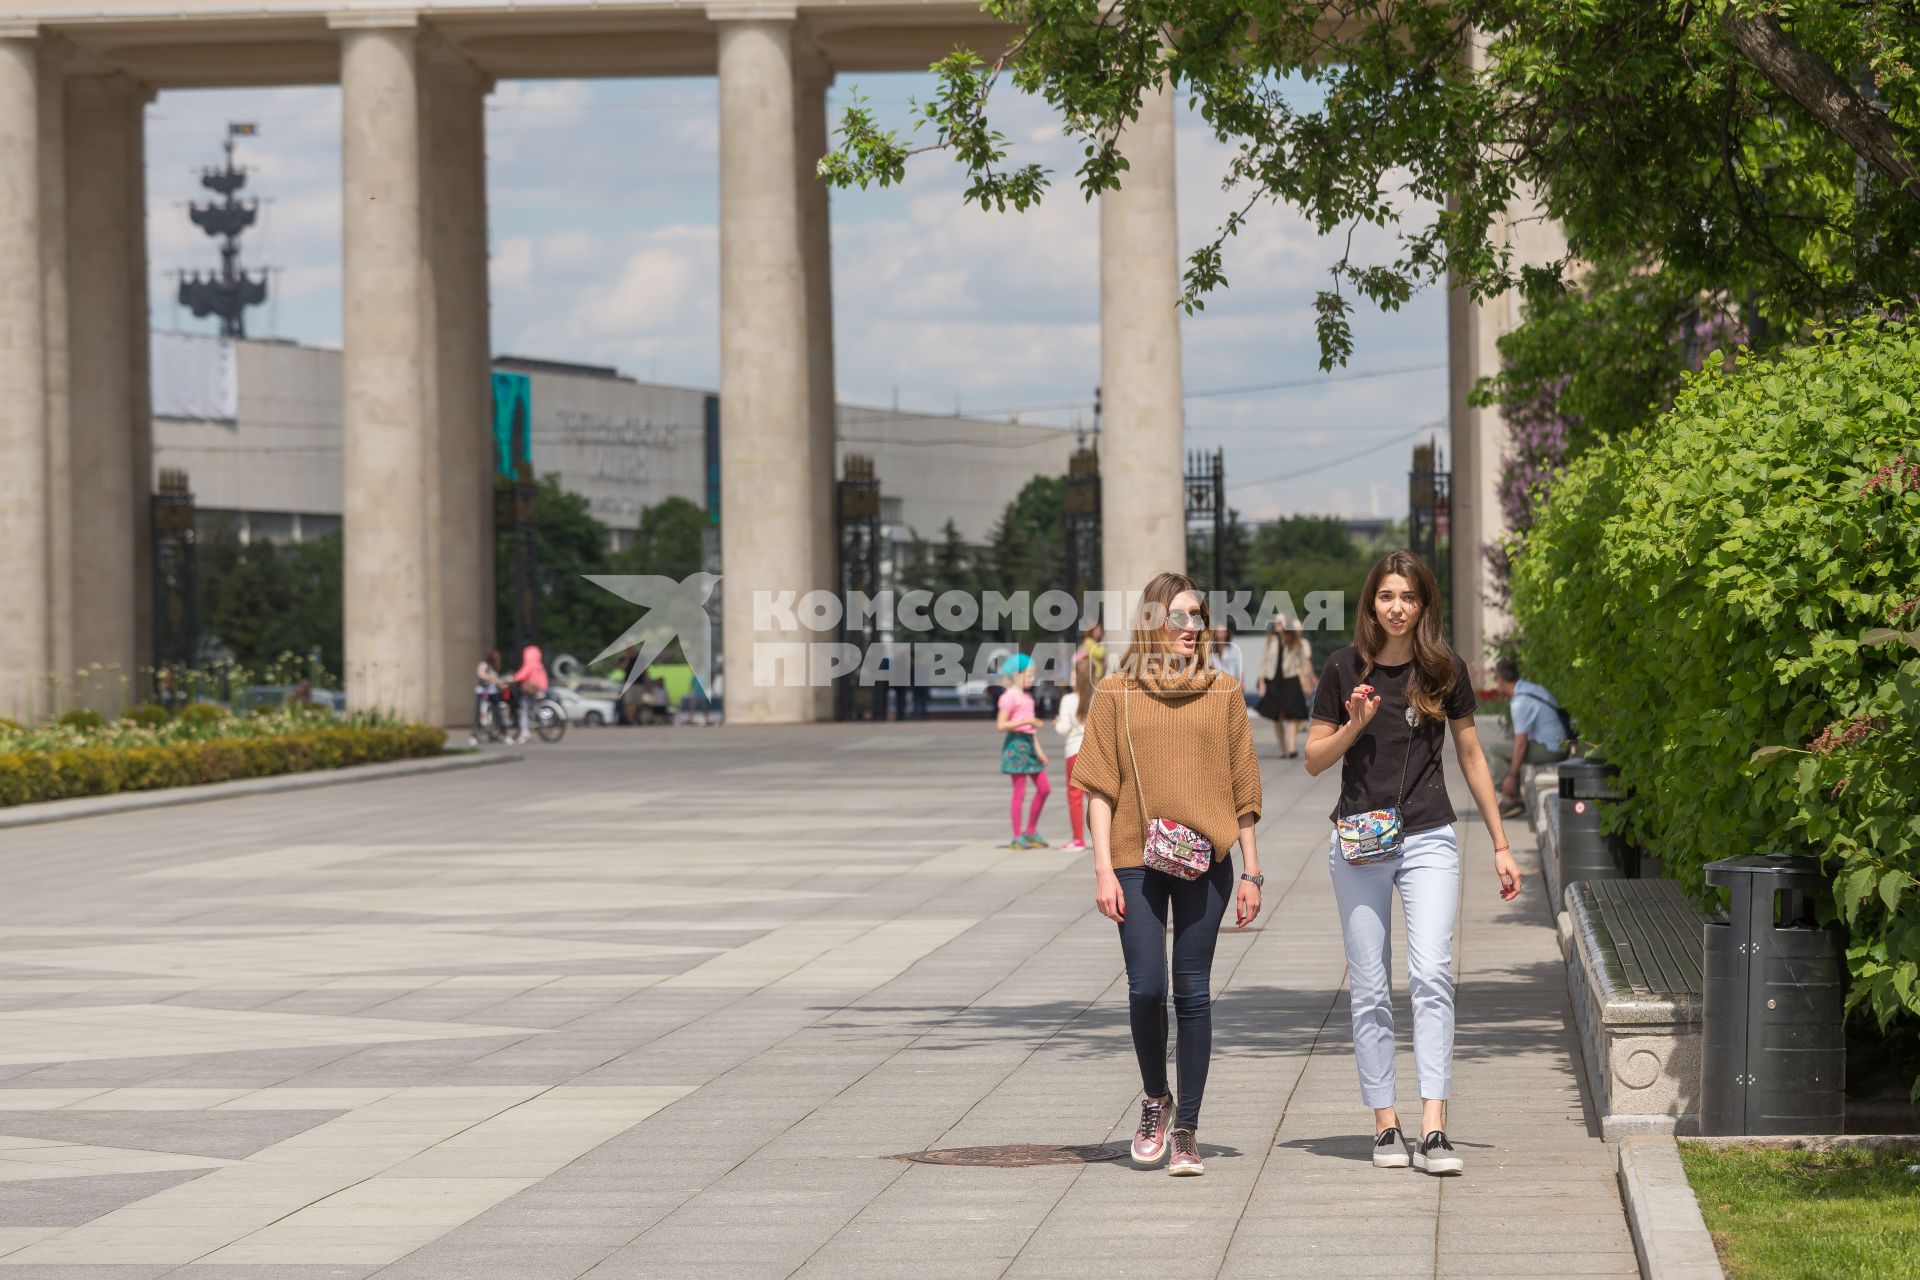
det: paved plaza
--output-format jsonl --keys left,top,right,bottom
{"left": 0, "top": 720, "right": 1637, "bottom": 1277}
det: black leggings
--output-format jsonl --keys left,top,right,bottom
{"left": 1114, "top": 857, "right": 1234, "bottom": 1130}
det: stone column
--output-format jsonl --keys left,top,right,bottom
{"left": 127, "top": 88, "right": 152, "bottom": 676}
{"left": 713, "top": 7, "right": 815, "bottom": 723}
{"left": 0, "top": 33, "right": 51, "bottom": 721}
{"left": 64, "top": 74, "right": 147, "bottom": 710}
{"left": 1098, "top": 83, "right": 1186, "bottom": 628}
{"left": 422, "top": 55, "right": 493, "bottom": 727}
{"left": 1446, "top": 186, "right": 1565, "bottom": 676}
{"left": 37, "top": 39, "right": 69, "bottom": 686}
{"left": 795, "top": 49, "right": 837, "bottom": 721}
{"left": 336, "top": 17, "right": 433, "bottom": 721}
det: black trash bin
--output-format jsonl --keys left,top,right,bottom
{"left": 1701, "top": 854, "right": 1846, "bottom": 1135}
{"left": 1557, "top": 755, "right": 1638, "bottom": 882}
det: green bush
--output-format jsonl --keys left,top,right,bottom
{"left": 0, "top": 723, "right": 447, "bottom": 808}
{"left": 57, "top": 708, "right": 106, "bottom": 732}
{"left": 177, "top": 703, "right": 229, "bottom": 727}
{"left": 120, "top": 704, "right": 169, "bottom": 729}
{"left": 1511, "top": 314, "right": 1920, "bottom": 1084}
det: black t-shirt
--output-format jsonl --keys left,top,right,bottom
{"left": 1311, "top": 645, "right": 1477, "bottom": 834}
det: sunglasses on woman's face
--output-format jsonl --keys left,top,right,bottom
{"left": 1168, "top": 609, "right": 1208, "bottom": 631}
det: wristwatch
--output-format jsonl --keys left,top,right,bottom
{"left": 1240, "top": 872, "right": 1265, "bottom": 887}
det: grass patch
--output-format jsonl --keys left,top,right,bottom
{"left": 1679, "top": 1142, "right": 1920, "bottom": 1279}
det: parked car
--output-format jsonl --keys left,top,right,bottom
{"left": 235, "top": 684, "right": 346, "bottom": 714}
{"left": 548, "top": 684, "right": 619, "bottom": 726}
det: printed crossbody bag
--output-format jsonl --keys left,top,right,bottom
{"left": 1336, "top": 705, "right": 1418, "bottom": 866}
{"left": 1122, "top": 687, "right": 1214, "bottom": 880}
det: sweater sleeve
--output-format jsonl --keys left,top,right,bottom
{"left": 1224, "top": 675, "right": 1263, "bottom": 822}
{"left": 1070, "top": 679, "right": 1124, "bottom": 807}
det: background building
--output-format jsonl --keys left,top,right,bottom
{"left": 151, "top": 331, "right": 1081, "bottom": 554}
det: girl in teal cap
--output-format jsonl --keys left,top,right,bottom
{"left": 996, "top": 651, "right": 1050, "bottom": 847}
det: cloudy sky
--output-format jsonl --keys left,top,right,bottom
{"left": 146, "top": 73, "right": 1448, "bottom": 521}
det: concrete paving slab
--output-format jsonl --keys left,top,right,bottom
{"left": 0, "top": 721, "right": 1633, "bottom": 1275}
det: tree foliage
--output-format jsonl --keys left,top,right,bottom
{"left": 199, "top": 527, "right": 343, "bottom": 677}
{"left": 823, "top": 1, "right": 1920, "bottom": 368}
{"left": 1510, "top": 314, "right": 1920, "bottom": 1083}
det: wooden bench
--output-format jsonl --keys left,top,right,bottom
{"left": 1563, "top": 879, "right": 1705, "bottom": 1138}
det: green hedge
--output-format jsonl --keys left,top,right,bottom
{"left": 1511, "top": 314, "right": 1920, "bottom": 1078}
{"left": 0, "top": 723, "right": 447, "bottom": 807}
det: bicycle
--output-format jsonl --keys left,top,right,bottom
{"left": 472, "top": 686, "right": 566, "bottom": 745}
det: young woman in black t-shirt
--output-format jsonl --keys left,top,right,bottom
{"left": 1303, "top": 549, "right": 1520, "bottom": 1176}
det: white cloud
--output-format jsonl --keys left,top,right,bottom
{"left": 572, "top": 228, "right": 711, "bottom": 335}
{"left": 540, "top": 229, "right": 601, "bottom": 269}
{"left": 491, "top": 236, "right": 534, "bottom": 290}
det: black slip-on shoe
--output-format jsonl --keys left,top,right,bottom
{"left": 1413, "top": 1129, "right": 1463, "bottom": 1175}
{"left": 1371, "top": 1126, "right": 1412, "bottom": 1169}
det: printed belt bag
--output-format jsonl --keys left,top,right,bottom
{"left": 1336, "top": 707, "right": 1417, "bottom": 866}
{"left": 1123, "top": 686, "right": 1213, "bottom": 879}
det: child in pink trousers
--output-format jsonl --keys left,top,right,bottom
{"left": 996, "top": 653, "right": 1050, "bottom": 848}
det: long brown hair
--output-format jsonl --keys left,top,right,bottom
{"left": 1071, "top": 654, "right": 1095, "bottom": 722}
{"left": 1355, "top": 549, "right": 1455, "bottom": 723}
{"left": 1116, "top": 571, "right": 1213, "bottom": 676}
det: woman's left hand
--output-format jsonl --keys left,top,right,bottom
{"left": 1494, "top": 846, "right": 1523, "bottom": 901}
{"left": 1235, "top": 878, "right": 1261, "bottom": 928}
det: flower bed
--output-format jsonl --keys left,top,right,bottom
{"left": 0, "top": 710, "right": 447, "bottom": 807}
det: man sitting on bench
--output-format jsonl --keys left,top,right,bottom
{"left": 1489, "top": 656, "right": 1572, "bottom": 818}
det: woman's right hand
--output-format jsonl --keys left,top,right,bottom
{"left": 1094, "top": 868, "right": 1125, "bottom": 922}
{"left": 1346, "top": 686, "right": 1381, "bottom": 729}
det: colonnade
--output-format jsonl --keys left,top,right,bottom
{"left": 0, "top": 5, "right": 1509, "bottom": 727}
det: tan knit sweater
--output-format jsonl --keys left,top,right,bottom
{"left": 1069, "top": 666, "right": 1263, "bottom": 870}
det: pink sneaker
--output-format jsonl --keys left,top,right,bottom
{"left": 1168, "top": 1129, "right": 1204, "bottom": 1176}
{"left": 1130, "top": 1094, "right": 1172, "bottom": 1166}
{"left": 1060, "top": 839, "right": 1087, "bottom": 852}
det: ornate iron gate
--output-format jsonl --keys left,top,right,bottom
{"left": 836, "top": 454, "right": 885, "bottom": 721}
{"left": 1062, "top": 444, "right": 1101, "bottom": 614}
{"left": 1184, "top": 447, "right": 1225, "bottom": 597}
{"left": 1408, "top": 439, "right": 1452, "bottom": 642}
{"left": 151, "top": 468, "right": 198, "bottom": 704}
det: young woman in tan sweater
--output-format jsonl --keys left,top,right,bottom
{"left": 1069, "top": 572, "right": 1265, "bottom": 1176}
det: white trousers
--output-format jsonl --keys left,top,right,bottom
{"left": 1328, "top": 824, "right": 1460, "bottom": 1106}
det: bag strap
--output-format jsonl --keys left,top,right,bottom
{"left": 1392, "top": 713, "right": 1415, "bottom": 812}
{"left": 1383, "top": 678, "right": 1416, "bottom": 813}
{"left": 1121, "top": 682, "right": 1153, "bottom": 829}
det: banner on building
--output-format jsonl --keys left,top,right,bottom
{"left": 491, "top": 371, "right": 533, "bottom": 481}
{"left": 151, "top": 331, "right": 239, "bottom": 422}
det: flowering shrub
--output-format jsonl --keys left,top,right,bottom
{"left": 0, "top": 713, "right": 446, "bottom": 807}
{"left": 1510, "top": 314, "right": 1920, "bottom": 1087}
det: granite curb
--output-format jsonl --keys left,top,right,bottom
{"left": 1618, "top": 1136, "right": 1725, "bottom": 1280}
{"left": 0, "top": 748, "right": 522, "bottom": 829}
